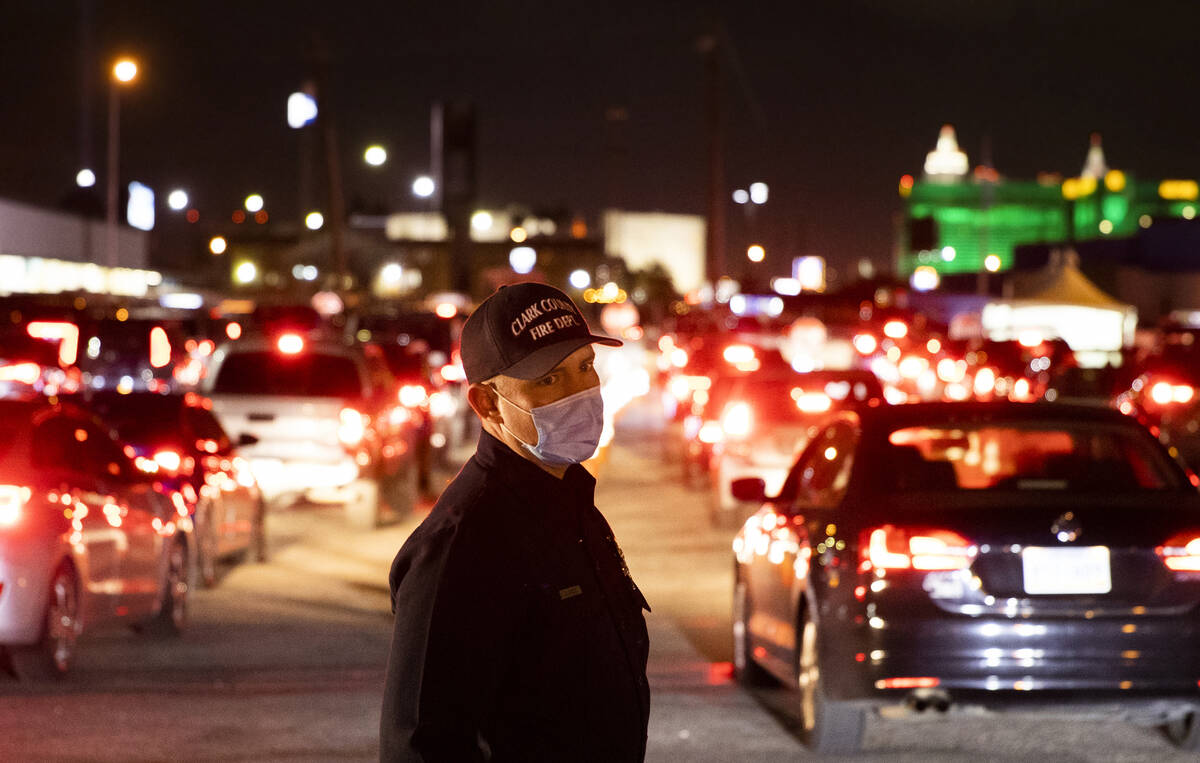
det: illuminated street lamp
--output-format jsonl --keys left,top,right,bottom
{"left": 364, "top": 145, "right": 387, "bottom": 166}
{"left": 412, "top": 176, "right": 435, "bottom": 198}
{"left": 106, "top": 56, "right": 138, "bottom": 268}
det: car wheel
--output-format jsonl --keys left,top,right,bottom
{"left": 8, "top": 564, "right": 80, "bottom": 679}
{"left": 197, "top": 502, "right": 219, "bottom": 588}
{"left": 385, "top": 456, "right": 419, "bottom": 519}
{"left": 250, "top": 500, "right": 269, "bottom": 563}
{"left": 1162, "top": 710, "right": 1200, "bottom": 750}
{"left": 144, "top": 540, "right": 189, "bottom": 636}
{"left": 732, "top": 577, "right": 773, "bottom": 687}
{"left": 346, "top": 478, "right": 382, "bottom": 529}
{"left": 797, "top": 615, "right": 864, "bottom": 754}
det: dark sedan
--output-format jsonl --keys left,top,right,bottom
{"left": 77, "top": 391, "right": 266, "bottom": 587}
{"left": 731, "top": 401, "right": 1200, "bottom": 753}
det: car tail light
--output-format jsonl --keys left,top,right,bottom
{"left": 26, "top": 321, "right": 80, "bottom": 365}
{"left": 883, "top": 320, "right": 907, "bottom": 339}
{"left": 0, "top": 485, "right": 32, "bottom": 527}
{"left": 439, "top": 363, "right": 466, "bottom": 383}
{"left": 149, "top": 326, "right": 172, "bottom": 368}
{"left": 791, "top": 389, "right": 832, "bottom": 413}
{"left": 1150, "top": 381, "right": 1195, "bottom": 406}
{"left": 153, "top": 449, "right": 183, "bottom": 475}
{"left": 863, "top": 525, "right": 976, "bottom": 571}
{"left": 0, "top": 362, "right": 41, "bottom": 385}
{"left": 853, "top": 333, "right": 877, "bottom": 355}
{"left": 697, "top": 420, "right": 723, "bottom": 444}
{"left": 876, "top": 677, "right": 940, "bottom": 689}
{"left": 721, "top": 402, "right": 753, "bottom": 438}
{"left": 338, "top": 407, "right": 367, "bottom": 447}
{"left": 277, "top": 333, "right": 304, "bottom": 354}
{"left": 399, "top": 384, "right": 428, "bottom": 408}
{"left": 1157, "top": 533, "right": 1200, "bottom": 571}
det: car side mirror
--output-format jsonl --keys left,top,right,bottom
{"left": 237, "top": 432, "right": 259, "bottom": 447}
{"left": 730, "top": 477, "right": 767, "bottom": 504}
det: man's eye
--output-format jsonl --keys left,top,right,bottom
{"left": 539, "top": 375, "right": 557, "bottom": 386}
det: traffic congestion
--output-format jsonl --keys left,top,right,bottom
{"left": 7, "top": 3, "right": 1200, "bottom": 760}
{"left": 3, "top": 281, "right": 1200, "bottom": 757}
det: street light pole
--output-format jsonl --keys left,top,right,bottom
{"left": 104, "top": 80, "right": 120, "bottom": 268}
{"left": 105, "top": 58, "right": 137, "bottom": 269}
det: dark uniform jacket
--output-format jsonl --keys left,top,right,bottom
{"left": 380, "top": 431, "right": 651, "bottom": 762}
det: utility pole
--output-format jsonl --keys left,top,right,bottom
{"left": 698, "top": 30, "right": 726, "bottom": 287}
{"left": 311, "top": 37, "right": 347, "bottom": 290}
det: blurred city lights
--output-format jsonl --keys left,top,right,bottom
{"left": 509, "top": 246, "right": 537, "bottom": 274}
{"left": 1099, "top": 219, "right": 1114, "bottom": 234}
{"left": 747, "top": 244, "right": 765, "bottom": 262}
{"left": 569, "top": 269, "right": 591, "bottom": 289}
{"left": 126, "top": 182, "right": 155, "bottom": 231}
{"left": 233, "top": 261, "right": 258, "bottom": 284}
{"left": 471, "top": 211, "right": 493, "bottom": 231}
{"left": 771, "top": 277, "right": 801, "bottom": 296}
{"left": 732, "top": 189, "right": 749, "bottom": 204}
{"left": 1185, "top": 206, "right": 1197, "bottom": 221}
{"left": 76, "top": 169, "right": 96, "bottom": 188}
{"left": 940, "top": 246, "right": 956, "bottom": 262}
{"left": 412, "top": 176, "right": 436, "bottom": 198}
{"left": 225, "top": 321, "right": 242, "bottom": 340}
{"left": 209, "top": 236, "right": 227, "bottom": 255}
{"left": 984, "top": 254, "right": 1002, "bottom": 272}
{"left": 186, "top": 209, "right": 199, "bottom": 223}
{"left": 510, "top": 226, "right": 528, "bottom": 243}
{"left": 244, "top": 194, "right": 264, "bottom": 213}
{"left": 292, "top": 264, "right": 318, "bottom": 281}
{"left": 910, "top": 265, "right": 940, "bottom": 291}
{"left": 749, "top": 182, "right": 769, "bottom": 204}
{"left": 167, "top": 189, "right": 189, "bottom": 211}
{"left": 287, "top": 92, "right": 318, "bottom": 129}
{"left": 883, "top": 320, "right": 908, "bottom": 339}
{"left": 364, "top": 145, "right": 387, "bottom": 166}
{"left": 305, "top": 211, "right": 324, "bottom": 230}
{"left": 113, "top": 58, "right": 138, "bottom": 83}
{"left": 380, "top": 263, "right": 403, "bottom": 286}
{"left": 435, "top": 302, "right": 457, "bottom": 319}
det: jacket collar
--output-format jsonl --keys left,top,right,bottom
{"left": 474, "top": 429, "right": 596, "bottom": 505}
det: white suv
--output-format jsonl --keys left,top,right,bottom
{"left": 203, "top": 333, "right": 418, "bottom": 527}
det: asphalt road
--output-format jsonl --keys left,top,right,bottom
{"left": 0, "top": 396, "right": 1197, "bottom": 761}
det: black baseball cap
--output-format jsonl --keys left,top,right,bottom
{"left": 461, "top": 282, "right": 621, "bottom": 384}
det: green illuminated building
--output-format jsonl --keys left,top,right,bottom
{"left": 898, "top": 127, "right": 1200, "bottom": 276}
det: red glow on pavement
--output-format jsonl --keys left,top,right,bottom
{"left": 707, "top": 661, "right": 733, "bottom": 685}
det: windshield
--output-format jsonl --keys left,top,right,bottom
{"left": 214, "top": 352, "right": 362, "bottom": 397}
{"left": 882, "top": 421, "right": 1185, "bottom": 492}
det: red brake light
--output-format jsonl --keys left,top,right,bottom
{"left": 399, "top": 384, "right": 428, "bottom": 408}
{"left": 864, "top": 525, "right": 976, "bottom": 571}
{"left": 439, "top": 363, "right": 466, "bottom": 383}
{"left": 0, "top": 485, "right": 31, "bottom": 527}
{"left": 338, "top": 407, "right": 366, "bottom": 447}
{"left": 876, "top": 677, "right": 940, "bottom": 690}
{"left": 1157, "top": 533, "right": 1200, "bottom": 571}
{"left": 149, "top": 326, "right": 171, "bottom": 368}
{"left": 0, "top": 362, "right": 42, "bottom": 385}
{"left": 26, "top": 321, "right": 80, "bottom": 365}
{"left": 153, "top": 449, "right": 183, "bottom": 475}
{"left": 721, "top": 402, "right": 753, "bottom": 438}
{"left": 277, "top": 333, "right": 304, "bottom": 354}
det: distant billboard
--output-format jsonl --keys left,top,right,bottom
{"left": 603, "top": 211, "right": 705, "bottom": 293}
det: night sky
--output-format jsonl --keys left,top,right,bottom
{"left": 3, "top": 1, "right": 1199, "bottom": 280}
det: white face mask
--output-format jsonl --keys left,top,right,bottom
{"left": 491, "top": 384, "right": 605, "bottom": 466}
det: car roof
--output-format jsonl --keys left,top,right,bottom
{"left": 849, "top": 400, "right": 1135, "bottom": 430}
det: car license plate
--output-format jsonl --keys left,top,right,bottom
{"left": 1021, "top": 546, "right": 1111, "bottom": 595}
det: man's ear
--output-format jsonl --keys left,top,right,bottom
{"left": 467, "top": 383, "right": 502, "bottom": 424}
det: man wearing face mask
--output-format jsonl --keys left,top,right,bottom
{"left": 380, "top": 282, "right": 651, "bottom": 762}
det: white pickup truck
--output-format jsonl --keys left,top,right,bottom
{"left": 202, "top": 333, "right": 419, "bottom": 528}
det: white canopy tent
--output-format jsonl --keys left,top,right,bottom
{"left": 981, "top": 251, "right": 1137, "bottom": 366}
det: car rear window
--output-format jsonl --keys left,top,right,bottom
{"left": 884, "top": 422, "right": 1184, "bottom": 492}
{"left": 213, "top": 352, "right": 362, "bottom": 397}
